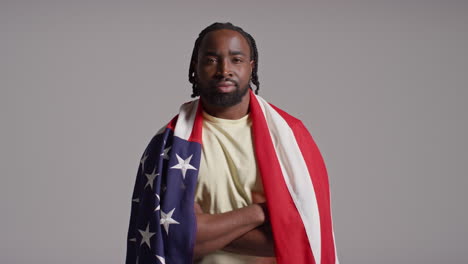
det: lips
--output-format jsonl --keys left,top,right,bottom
{"left": 214, "top": 81, "right": 236, "bottom": 93}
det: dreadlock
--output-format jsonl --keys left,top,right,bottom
{"left": 188, "top": 22, "right": 260, "bottom": 98}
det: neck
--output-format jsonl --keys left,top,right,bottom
{"left": 200, "top": 92, "right": 250, "bottom": 120}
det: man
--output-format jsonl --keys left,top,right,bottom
{"left": 126, "top": 22, "right": 338, "bottom": 264}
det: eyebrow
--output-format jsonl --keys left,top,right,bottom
{"left": 202, "top": 51, "right": 219, "bottom": 57}
{"left": 229, "top": 51, "right": 247, "bottom": 56}
{"left": 202, "top": 50, "right": 248, "bottom": 57}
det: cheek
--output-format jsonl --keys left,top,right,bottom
{"left": 239, "top": 68, "right": 252, "bottom": 82}
{"left": 197, "top": 66, "right": 216, "bottom": 78}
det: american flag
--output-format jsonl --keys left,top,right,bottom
{"left": 126, "top": 99, "right": 203, "bottom": 264}
{"left": 126, "top": 90, "right": 339, "bottom": 264}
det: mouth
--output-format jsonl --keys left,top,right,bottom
{"left": 213, "top": 81, "right": 237, "bottom": 93}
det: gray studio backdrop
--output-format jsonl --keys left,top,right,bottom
{"left": 1, "top": 0, "right": 467, "bottom": 263}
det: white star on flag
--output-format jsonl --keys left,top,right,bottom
{"left": 161, "top": 146, "right": 171, "bottom": 160}
{"left": 138, "top": 223, "right": 155, "bottom": 249}
{"left": 160, "top": 208, "right": 180, "bottom": 235}
{"left": 144, "top": 167, "right": 159, "bottom": 190}
{"left": 170, "top": 154, "right": 197, "bottom": 179}
{"left": 156, "top": 255, "right": 166, "bottom": 264}
{"left": 140, "top": 152, "right": 148, "bottom": 172}
{"left": 154, "top": 194, "right": 160, "bottom": 211}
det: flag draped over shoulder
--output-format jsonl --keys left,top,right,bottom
{"left": 126, "top": 90, "right": 339, "bottom": 264}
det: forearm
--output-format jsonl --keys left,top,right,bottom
{"left": 224, "top": 224, "right": 275, "bottom": 257}
{"left": 194, "top": 204, "right": 265, "bottom": 258}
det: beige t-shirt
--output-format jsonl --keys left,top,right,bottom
{"left": 195, "top": 111, "right": 265, "bottom": 263}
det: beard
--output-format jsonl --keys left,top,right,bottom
{"left": 199, "top": 82, "right": 250, "bottom": 107}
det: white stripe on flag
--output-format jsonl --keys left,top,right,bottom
{"left": 333, "top": 231, "right": 339, "bottom": 264}
{"left": 174, "top": 100, "right": 199, "bottom": 140}
{"left": 256, "top": 95, "right": 322, "bottom": 264}
{"left": 155, "top": 125, "right": 166, "bottom": 136}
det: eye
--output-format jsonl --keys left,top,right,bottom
{"left": 232, "top": 57, "right": 243, "bottom": 63}
{"left": 205, "top": 57, "right": 217, "bottom": 64}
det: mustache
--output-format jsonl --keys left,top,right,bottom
{"left": 210, "top": 78, "right": 239, "bottom": 87}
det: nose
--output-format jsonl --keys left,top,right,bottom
{"left": 216, "top": 59, "right": 232, "bottom": 77}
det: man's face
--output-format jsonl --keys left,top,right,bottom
{"left": 195, "top": 29, "right": 254, "bottom": 108}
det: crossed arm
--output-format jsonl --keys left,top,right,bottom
{"left": 193, "top": 202, "right": 275, "bottom": 259}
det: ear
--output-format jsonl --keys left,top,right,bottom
{"left": 191, "top": 60, "right": 198, "bottom": 78}
{"left": 249, "top": 60, "right": 255, "bottom": 77}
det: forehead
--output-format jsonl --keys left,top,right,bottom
{"left": 198, "top": 29, "right": 251, "bottom": 57}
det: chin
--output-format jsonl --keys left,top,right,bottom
{"left": 202, "top": 86, "right": 250, "bottom": 107}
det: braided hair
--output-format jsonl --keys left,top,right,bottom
{"left": 188, "top": 22, "right": 260, "bottom": 98}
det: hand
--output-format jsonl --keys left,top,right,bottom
{"left": 194, "top": 202, "right": 204, "bottom": 214}
{"left": 252, "top": 191, "right": 269, "bottom": 224}
{"left": 193, "top": 201, "right": 267, "bottom": 257}
{"left": 251, "top": 191, "right": 266, "bottom": 203}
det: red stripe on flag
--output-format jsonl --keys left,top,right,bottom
{"left": 166, "top": 101, "right": 203, "bottom": 144}
{"left": 188, "top": 101, "right": 204, "bottom": 144}
{"left": 250, "top": 94, "right": 316, "bottom": 264}
{"left": 270, "top": 104, "right": 336, "bottom": 264}
{"left": 167, "top": 115, "right": 178, "bottom": 131}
